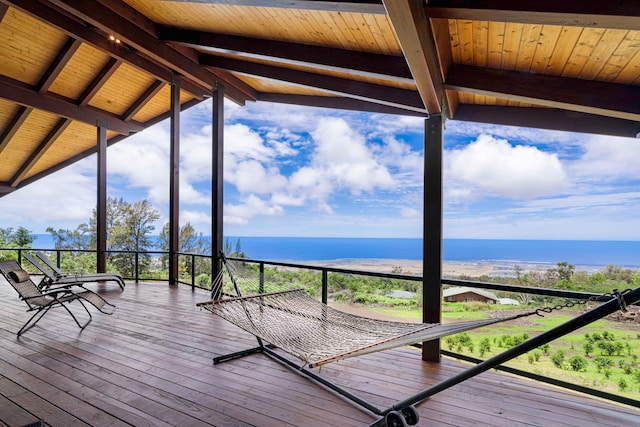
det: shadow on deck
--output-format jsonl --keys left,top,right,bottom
{"left": 0, "top": 279, "right": 638, "bottom": 426}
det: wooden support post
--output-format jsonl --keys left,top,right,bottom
{"left": 212, "top": 82, "right": 225, "bottom": 278}
{"left": 422, "top": 114, "right": 443, "bottom": 362}
{"left": 96, "top": 121, "right": 107, "bottom": 273}
{"left": 169, "top": 79, "right": 181, "bottom": 285}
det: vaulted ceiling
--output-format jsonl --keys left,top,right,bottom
{"left": 1, "top": 0, "right": 639, "bottom": 197}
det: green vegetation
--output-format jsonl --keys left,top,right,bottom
{"left": 0, "top": 226, "right": 35, "bottom": 260}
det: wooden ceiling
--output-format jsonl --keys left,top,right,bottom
{"left": 0, "top": 0, "right": 639, "bottom": 197}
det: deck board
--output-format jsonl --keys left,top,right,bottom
{"left": 0, "top": 279, "right": 638, "bottom": 426}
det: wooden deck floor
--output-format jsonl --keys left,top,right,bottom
{"left": 0, "top": 279, "right": 638, "bottom": 427}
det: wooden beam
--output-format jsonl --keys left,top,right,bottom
{"left": 383, "top": 0, "right": 444, "bottom": 114}
{"left": 168, "top": 79, "right": 181, "bottom": 286}
{"left": 5, "top": 0, "right": 211, "bottom": 100}
{"left": 160, "top": 0, "right": 386, "bottom": 14}
{"left": 37, "top": 38, "right": 82, "bottom": 93}
{"left": 122, "top": 80, "right": 165, "bottom": 121}
{"left": 159, "top": 27, "right": 413, "bottom": 84}
{"left": 47, "top": 0, "right": 256, "bottom": 102}
{"left": 453, "top": 104, "right": 640, "bottom": 139}
{"left": 445, "top": 64, "right": 640, "bottom": 121}
{"left": 0, "top": 182, "right": 15, "bottom": 195}
{"left": 201, "top": 55, "right": 426, "bottom": 113}
{"left": 257, "top": 93, "right": 428, "bottom": 117}
{"left": 0, "top": 106, "right": 32, "bottom": 155}
{"left": 0, "top": 75, "right": 143, "bottom": 134}
{"left": 10, "top": 119, "right": 71, "bottom": 187}
{"left": 0, "top": 3, "right": 8, "bottom": 22}
{"left": 96, "top": 122, "right": 107, "bottom": 273}
{"left": 212, "top": 83, "right": 225, "bottom": 279}
{"left": 425, "top": 0, "right": 640, "bottom": 31}
{"left": 423, "top": 114, "right": 443, "bottom": 362}
{"left": 78, "top": 58, "right": 122, "bottom": 107}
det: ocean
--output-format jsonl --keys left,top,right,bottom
{"left": 30, "top": 235, "right": 640, "bottom": 268}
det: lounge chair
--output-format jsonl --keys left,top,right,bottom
{"left": 0, "top": 260, "right": 115, "bottom": 336}
{"left": 31, "top": 251, "right": 125, "bottom": 290}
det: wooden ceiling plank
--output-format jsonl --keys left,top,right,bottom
{"left": 78, "top": 57, "right": 122, "bottom": 107}
{"left": 201, "top": 55, "right": 426, "bottom": 112}
{"left": 122, "top": 80, "right": 165, "bottom": 121}
{"left": 0, "top": 75, "right": 143, "bottom": 134}
{"left": 425, "top": 1, "right": 640, "bottom": 31}
{"left": 4, "top": 0, "right": 211, "bottom": 100}
{"left": 37, "top": 37, "right": 82, "bottom": 93}
{"left": 0, "top": 106, "right": 33, "bottom": 154}
{"left": 257, "top": 92, "right": 427, "bottom": 117}
{"left": 10, "top": 118, "right": 71, "bottom": 186}
{"left": 383, "top": 0, "right": 443, "bottom": 114}
{"left": 158, "top": 27, "right": 414, "bottom": 83}
{"left": 453, "top": 104, "right": 640, "bottom": 138}
{"left": 445, "top": 64, "right": 640, "bottom": 121}
{"left": 157, "top": 0, "right": 387, "bottom": 14}
{"left": 47, "top": 0, "right": 256, "bottom": 102}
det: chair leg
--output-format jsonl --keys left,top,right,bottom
{"left": 60, "top": 300, "right": 93, "bottom": 330}
{"left": 18, "top": 306, "right": 53, "bottom": 337}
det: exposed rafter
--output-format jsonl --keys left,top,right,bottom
{"left": 46, "top": 0, "right": 257, "bottom": 103}
{"left": 0, "top": 75, "right": 143, "bottom": 134}
{"left": 383, "top": 0, "right": 444, "bottom": 114}
{"left": 122, "top": 80, "right": 165, "bottom": 122}
{"left": 201, "top": 55, "right": 426, "bottom": 113}
{"left": 425, "top": 0, "right": 640, "bottom": 31}
{"left": 445, "top": 64, "right": 640, "bottom": 121}
{"left": 78, "top": 58, "right": 122, "bottom": 107}
{"left": 453, "top": 105, "right": 640, "bottom": 139}
{"left": 0, "top": 106, "right": 32, "bottom": 155}
{"left": 37, "top": 38, "right": 81, "bottom": 93}
{"left": 10, "top": 118, "right": 71, "bottom": 187}
{"left": 0, "top": 182, "right": 15, "bottom": 194}
{"left": 159, "top": 27, "right": 413, "bottom": 84}
{"left": 160, "top": 0, "right": 386, "bottom": 14}
{"left": 257, "top": 93, "right": 427, "bottom": 117}
{"left": 5, "top": 0, "right": 211, "bottom": 100}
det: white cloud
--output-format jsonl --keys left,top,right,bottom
{"left": 447, "top": 134, "right": 567, "bottom": 199}
{"left": 0, "top": 161, "right": 95, "bottom": 232}
{"left": 224, "top": 194, "right": 284, "bottom": 225}
{"left": 568, "top": 135, "right": 640, "bottom": 182}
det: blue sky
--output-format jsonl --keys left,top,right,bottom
{"left": 2, "top": 99, "right": 640, "bottom": 240}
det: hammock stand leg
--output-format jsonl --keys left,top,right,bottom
{"left": 213, "top": 342, "right": 276, "bottom": 364}
{"left": 365, "top": 287, "right": 640, "bottom": 427}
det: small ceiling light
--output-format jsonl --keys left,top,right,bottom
{"left": 109, "top": 35, "right": 121, "bottom": 44}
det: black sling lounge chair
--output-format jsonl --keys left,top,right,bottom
{"left": 198, "top": 255, "right": 640, "bottom": 427}
{"left": 29, "top": 251, "right": 125, "bottom": 290}
{"left": 0, "top": 260, "right": 116, "bottom": 336}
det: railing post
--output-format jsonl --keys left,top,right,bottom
{"left": 135, "top": 251, "right": 139, "bottom": 284}
{"left": 17, "top": 248, "right": 22, "bottom": 266}
{"left": 322, "top": 270, "right": 328, "bottom": 304}
{"left": 56, "top": 250, "right": 61, "bottom": 268}
{"left": 259, "top": 262, "right": 265, "bottom": 294}
{"left": 191, "top": 254, "right": 196, "bottom": 289}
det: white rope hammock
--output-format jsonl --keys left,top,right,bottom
{"left": 199, "top": 258, "right": 528, "bottom": 368}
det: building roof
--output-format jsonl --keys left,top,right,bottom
{"left": 1, "top": 1, "right": 639, "bottom": 196}
{"left": 443, "top": 286, "right": 499, "bottom": 301}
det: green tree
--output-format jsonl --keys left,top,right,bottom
{"left": 157, "top": 222, "right": 211, "bottom": 279}
{"left": 0, "top": 226, "right": 36, "bottom": 260}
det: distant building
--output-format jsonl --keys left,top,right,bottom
{"left": 498, "top": 298, "right": 520, "bottom": 306}
{"left": 443, "top": 287, "right": 499, "bottom": 304}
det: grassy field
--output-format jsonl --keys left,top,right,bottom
{"left": 365, "top": 303, "right": 640, "bottom": 401}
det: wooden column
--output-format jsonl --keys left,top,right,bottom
{"left": 96, "top": 121, "right": 107, "bottom": 273}
{"left": 422, "top": 114, "right": 443, "bottom": 362}
{"left": 169, "top": 79, "right": 181, "bottom": 285}
{"left": 212, "top": 82, "right": 225, "bottom": 277}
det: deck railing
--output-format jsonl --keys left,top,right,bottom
{"left": 1, "top": 247, "right": 638, "bottom": 409}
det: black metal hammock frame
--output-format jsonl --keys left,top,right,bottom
{"left": 198, "top": 255, "right": 640, "bottom": 427}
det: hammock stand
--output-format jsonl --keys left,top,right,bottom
{"left": 198, "top": 255, "right": 640, "bottom": 427}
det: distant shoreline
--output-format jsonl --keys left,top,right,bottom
{"left": 293, "top": 258, "right": 639, "bottom": 278}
